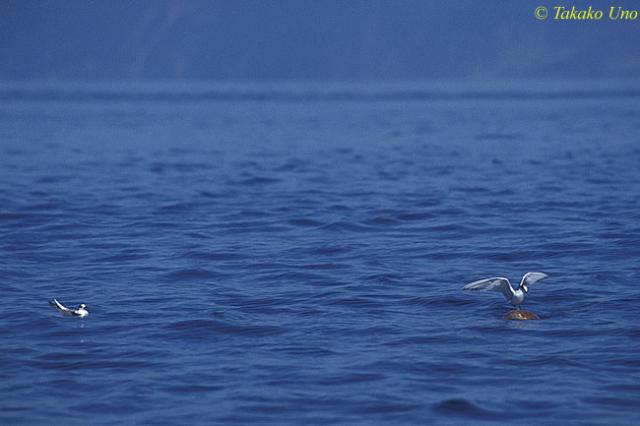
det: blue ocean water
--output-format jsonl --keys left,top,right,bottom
{"left": 1, "top": 82, "right": 639, "bottom": 425}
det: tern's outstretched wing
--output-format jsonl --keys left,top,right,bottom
{"left": 49, "top": 298, "right": 69, "bottom": 313}
{"left": 462, "top": 277, "right": 514, "bottom": 302}
{"left": 521, "top": 272, "right": 548, "bottom": 287}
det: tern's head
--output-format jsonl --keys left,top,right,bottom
{"left": 78, "top": 303, "right": 87, "bottom": 309}
{"left": 520, "top": 284, "right": 529, "bottom": 293}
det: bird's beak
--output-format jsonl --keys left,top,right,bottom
{"left": 522, "top": 285, "right": 528, "bottom": 293}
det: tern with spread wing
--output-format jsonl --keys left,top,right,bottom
{"left": 49, "top": 298, "right": 89, "bottom": 317}
{"left": 463, "top": 272, "right": 547, "bottom": 308}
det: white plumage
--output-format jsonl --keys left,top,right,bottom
{"left": 463, "top": 272, "right": 547, "bottom": 307}
{"left": 49, "top": 298, "right": 89, "bottom": 317}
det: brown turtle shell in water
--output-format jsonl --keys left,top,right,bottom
{"left": 503, "top": 310, "right": 540, "bottom": 320}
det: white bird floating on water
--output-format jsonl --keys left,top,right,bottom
{"left": 463, "top": 272, "right": 548, "bottom": 320}
{"left": 49, "top": 298, "right": 89, "bottom": 317}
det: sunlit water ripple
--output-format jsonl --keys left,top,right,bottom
{"left": 1, "top": 84, "right": 639, "bottom": 424}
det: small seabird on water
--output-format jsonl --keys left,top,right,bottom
{"left": 49, "top": 298, "right": 89, "bottom": 317}
{"left": 462, "top": 272, "right": 548, "bottom": 310}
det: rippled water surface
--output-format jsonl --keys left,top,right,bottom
{"left": 1, "top": 83, "right": 640, "bottom": 424}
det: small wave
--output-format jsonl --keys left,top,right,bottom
{"left": 475, "top": 132, "right": 524, "bottom": 141}
{"left": 320, "top": 221, "right": 374, "bottom": 232}
{"left": 363, "top": 216, "right": 401, "bottom": 226}
{"left": 149, "top": 161, "right": 210, "bottom": 174}
{"left": 432, "top": 398, "right": 504, "bottom": 419}
{"left": 327, "top": 297, "right": 387, "bottom": 309}
{"left": 30, "top": 353, "right": 161, "bottom": 371}
{"left": 276, "top": 345, "right": 337, "bottom": 357}
{"left": 397, "top": 212, "right": 435, "bottom": 221}
{"left": 162, "top": 268, "right": 225, "bottom": 281}
{"left": 362, "top": 273, "right": 404, "bottom": 285}
{"left": 256, "top": 271, "right": 328, "bottom": 284}
{"left": 164, "top": 319, "right": 284, "bottom": 338}
{"left": 287, "top": 218, "right": 324, "bottom": 227}
{"left": 317, "top": 372, "right": 386, "bottom": 386}
{"left": 299, "top": 262, "right": 349, "bottom": 271}
{"left": 404, "top": 296, "right": 475, "bottom": 308}
{"left": 0, "top": 212, "right": 32, "bottom": 221}
{"left": 582, "top": 396, "right": 640, "bottom": 408}
{"left": 184, "top": 250, "right": 242, "bottom": 261}
{"left": 4, "top": 84, "right": 640, "bottom": 102}
{"left": 163, "top": 384, "right": 224, "bottom": 393}
{"left": 304, "top": 244, "right": 356, "bottom": 256}
{"left": 272, "top": 159, "right": 310, "bottom": 172}
{"left": 233, "top": 176, "right": 281, "bottom": 186}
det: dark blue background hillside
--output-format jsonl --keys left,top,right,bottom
{"left": 2, "top": 0, "right": 640, "bottom": 80}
